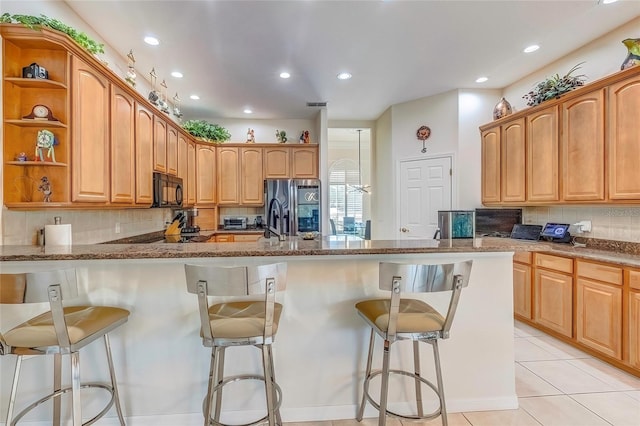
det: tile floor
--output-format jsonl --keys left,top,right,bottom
{"left": 287, "top": 320, "right": 640, "bottom": 426}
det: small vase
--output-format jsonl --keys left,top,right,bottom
{"left": 621, "top": 38, "right": 640, "bottom": 70}
{"left": 493, "top": 97, "right": 513, "bottom": 120}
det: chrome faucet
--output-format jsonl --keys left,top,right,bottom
{"left": 265, "top": 198, "right": 286, "bottom": 241}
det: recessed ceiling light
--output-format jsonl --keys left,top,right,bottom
{"left": 190, "top": 94, "right": 200, "bottom": 100}
{"left": 244, "top": 108, "right": 253, "bottom": 114}
{"left": 475, "top": 76, "right": 488, "bottom": 83}
{"left": 171, "top": 71, "right": 183, "bottom": 78}
{"left": 144, "top": 36, "right": 159, "bottom": 46}
{"left": 602, "top": 0, "right": 618, "bottom": 4}
{"left": 337, "top": 72, "right": 352, "bottom": 80}
{"left": 280, "top": 72, "right": 291, "bottom": 79}
{"left": 523, "top": 45, "right": 540, "bottom": 53}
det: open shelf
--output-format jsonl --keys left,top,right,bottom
{"left": 6, "top": 161, "right": 67, "bottom": 167}
{"left": 4, "top": 119, "right": 67, "bottom": 128}
{"left": 4, "top": 77, "right": 67, "bottom": 89}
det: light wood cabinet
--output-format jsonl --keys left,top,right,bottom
{"left": 177, "top": 133, "right": 189, "bottom": 205}
{"left": 110, "top": 85, "right": 135, "bottom": 204}
{"left": 513, "top": 254, "right": 532, "bottom": 320}
{"left": 71, "top": 55, "right": 109, "bottom": 203}
{"left": 134, "top": 104, "right": 154, "bottom": 205}
{"left": 630, "top": 287, "right": 640, "bottom": 369}
{"left": 196, "top": 144, "right": 216, "bottom": 205}
{"left": 534, "top": 254, "right": 573, "bottom": 337}
{"left": 501, "top": 118, "right": 526, "bottom": 202}
{"left": 576, "top": 277, "right": 622, "bottom": 359}
{"left": 291, "top": 146, "right": 318, "bottom": 178}
{"left": 527, "top": 106, "right": 559, "bottom": 202}
{"left": 240, "top": 147, "right": 263, "bottom": 204}
{"left": 215, "top": 234, "right": 234, "bottom": 242}
{"left": 264, "top": 147, "right": 290, "bottom": 178}
{"left": 217, "top": 146, "right": 264, "bottom": 205}
{"left": 481, "top": 127, "right": 501, "bottom": 204}
{"left": 562, "top": 89, "right": 606, "bottom": 201}
{"left": 186, "top": 140, "right": 197, "bottom": 206}
{"left": 153, "top": 115, "right": 167, "bottom": 173}
{"left": 608, "top": 75, "right": 640, "bottom": 200}
{"left": 167, "top": 124, "right": 178, "bottom": 176}
{"left": 234, "top": 234, "right": 262, "bottom": 242}
{"left": 217, "top": 146, "right": 240, "bottom": 204}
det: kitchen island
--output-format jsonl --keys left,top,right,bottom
{"left": 0, "top": 237, "right": 540, "bottom": 425}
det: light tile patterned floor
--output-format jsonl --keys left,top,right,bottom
{"left": 287, "top": 320, "right": 640, "bottom": 426}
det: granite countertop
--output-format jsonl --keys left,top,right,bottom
{"left": 1, "top": 236, "right": 547, "bottom": 262}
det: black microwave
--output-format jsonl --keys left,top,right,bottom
{"left": 152, "top": 172, "right": 183, "bottom": 207}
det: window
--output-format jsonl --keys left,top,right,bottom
{"left": 329, "top": 159, "right": 363, "bottom": 232}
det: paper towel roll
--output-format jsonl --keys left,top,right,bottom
{"left": 45, "top": 224, "right": 72, "bottom": 246}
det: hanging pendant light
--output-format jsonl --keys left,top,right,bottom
{"left": 348, "top": 129, "right": 371, "bottom": 194}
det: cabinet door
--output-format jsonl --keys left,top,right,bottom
{"left": 187, "top": 140, "right": 197, "bottom": 205}
{"left": 196, "top": 144, "right": 215, "bottom": 205}
{"left": 562, "top": 89, "right": 605, "bottom": 201}
{"left": 576, "top": 278, "right": 622, "bottom": 359}
{"left": 110, "top": 85, "right": 135, "bottom": 204}
{"left": 135, "top": 104, "right": 154, "bottom": 205}
{"left": 166, "top": 125, "right": 178, "bottom": 176}
{"left": 609, "top": 75, "right": 640, "bottom": 200}
{"left": 71, "top": 56, "right": 109, "bottom": 203}
{"left": 241, "top": 147, "right": 264, "bottom": 204}
{"left": 534, "top": 268, "right": 573, "bottom": 337}
{"left": 153, "top": 116, "right": 167, "bottom": 172}
{"left": 264, "top": 147, "right": 290, "bottom": 178}
{"left": 481, "top": 127, "right": 501, "bottom": 204}
{"left": 291, "top": 147, "right": 318, "bottom": 178}
{"left": 527, "top": 106, "right": 559, "bottom": 202}
{"left": 513, "top": 261, "right": 532, "bottom": 320}
{"left": 177, "top": 133, "right": 189, "bottom": 205}
{"left": 501, "top": 118, "right": 526, "bottom": 202}
{"left": 216, "top": 146, "right": 239, "bottom": 204}
{"left": 630, "top": 290, "right": 640, "bottom": 369}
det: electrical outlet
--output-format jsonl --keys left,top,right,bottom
{"left": 115, "top": 222, "right": 121, "bottom": 234}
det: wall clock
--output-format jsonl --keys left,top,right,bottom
{"left": 416, "top": 125, "right": 431, "bottom": 153}
{"left": 23, "top": 104, "right": 58, "bottom": 121}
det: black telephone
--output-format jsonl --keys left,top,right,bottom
{"left": 540, "top": 223, "right": 571, "bottom": 243}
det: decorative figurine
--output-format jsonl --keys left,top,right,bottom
{"left": 246, "top": 128, "right": 255, "bottom": 143}
{"left": 125, "top": 49, "right": 136, "bottom": 87}
{"left": 303, "top": 130, "right": 310, "bottom": 144}
{"left": 35, "top": 129, "right": 57, "bottom": 162}
{"left": 493, "top": 97, "right": 513, "bottom": 120}
{"left": 172, "top": 93, "right": 183, "bottom": 119}
{"left": 276, "top": 129, "right": 287, "bottom": 143}
{"left": 38, "top": 176, "right": 52, "bottom": 202}
{"left": 621, "top": 38, "right": 640, "bottom": 70}
{"left": 148, "top": 68, "right": 159, "bottom": 105}
{"left": 159, "top": 80, "right": 170, "bottom": 113}
{"left": 16, "top": 152, "right": 27, "bottom": 162}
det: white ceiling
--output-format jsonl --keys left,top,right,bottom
{"left": 63, "top": 0, "right": 640, "bottom": 121}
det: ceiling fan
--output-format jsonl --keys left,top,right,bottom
{"left": 348, "top": 129, "right": 371, "bottom": 194}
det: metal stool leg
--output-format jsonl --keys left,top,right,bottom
{"left": 432, "top": 340, "right": 448, "bottom": 426}
{"left": 378, "top": 339, "right": 392, "bottom": 426}
{"left": 6, "top": 355, "right": 23, "bottom": 426}
{"left": 265, "top": 344, "right": 282, "bottom": 425}
{"left": 70, "top": 351, "right": 81, "bottom": 425}
{"left": 203, "top": 347, "right": 217, "bottom": 426}
{"left": 412, "top": 340, "right": 424, "bottom": 417}
{"left": 356, "top": 328, "right": 375, "bottom": 421}
{"left": 261, "top": 344, "right": 276, "bottom": 426}
{"left": 104, "top": 334, "right": 126, "bottom": 425}
{"left": 214, "top": 347, "right": 226, "bottom": 423}
{"left": 53, "top": 353, "right": 62, "bottom": 426}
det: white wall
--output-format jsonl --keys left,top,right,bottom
{"left": 373, "top": 108, "right": 393, "bottom": 239}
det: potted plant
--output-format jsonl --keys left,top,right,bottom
{"left": 182, "top": 120, "right": 231, "bottom": 143}
{"left": 523, "top": 63, "right": 587, "bottom": 107}
{"left": 0, "top": 13, "right": 104, "bottom": 54}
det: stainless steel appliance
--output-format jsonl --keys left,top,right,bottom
{"left": 152, "top": 172, "right": 183, "bottom": 208}
{"left": 264, "top": 179, "right": 321, "bottom": 240}
{"left": 436, "top": 210, "right": 475, "bottom": 239}
{"left": 223, "top": 217, "right": 248, "bottom": 230}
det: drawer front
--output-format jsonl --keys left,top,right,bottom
{"left": 514, "top": 251, "right": 532, "bottom": 264}
{"left": 234, "top": 234, "right": 261, "bottom": 242}
{"left": 535, "top": 253, "right": 573, "bottom": 274}
{"left": 629, "top": 269, "right": 640, "bottom": 290}
{"left": 577, "top": 261, "right": 622, "bottom": 286}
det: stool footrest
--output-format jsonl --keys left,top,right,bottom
{"left": 362, "top": 369, "right": 442, "bottom": 421}
{"left": 11, "top": 383, "right": 116, "bottom": 426}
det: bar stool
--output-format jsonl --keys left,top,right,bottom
{"left": 354, "top": 260, "right": 473, "bottom": 426}
{"left": 184, "top": 262, "right": 287, "bottom": 426}
{"left": 0, "top": 269, "right": 129, "bottom": 425}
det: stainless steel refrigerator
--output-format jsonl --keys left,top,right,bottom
{"left": 264, "top": 179, "right": 321, "bottom": 239}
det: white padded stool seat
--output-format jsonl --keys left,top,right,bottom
{"left": 355, "top": 299, "right": 444, "bottom": 334}
{"left": 207, "top": 301, "right": 283, "bottom": 339}
{"left": 4, "top": 306, "right": 130, "bottom": 348}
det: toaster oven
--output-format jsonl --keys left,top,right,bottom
{"left": 223, "top": 217, "right": 248, "bottom": 230}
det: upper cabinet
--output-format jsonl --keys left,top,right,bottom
{"left": 134, "top": 104, "right": 154, "bottom": 205}
{"left": 110, "top": 84, "right": 135, "bottom": 204}
{"left": 480, "top": 65, "right": 640, "bottom": 206}
{"left": 291, "top": 146, "right": 318, "bottom": 178}
{"left": 166, "top": 124, "right": 179, "bottom": 176}
{"left": 153, "top": 115, "right": 167, "bottom": 173}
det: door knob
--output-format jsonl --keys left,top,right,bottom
{"left": 400, "top": 227, "right": 409, "bottom": 233}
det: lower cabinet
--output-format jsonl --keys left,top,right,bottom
{"left": 628, "top": 270, "right": 640, "bottom": 369}
{"left": 214, "top": 233, "right": 261, "bottom": 243}
{"left": 513, "top": 252, "right": 532, "bottom": 320}
{"left": 533, "top": 253, "right": 574, "bottom": 338}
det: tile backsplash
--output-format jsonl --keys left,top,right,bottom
{"left": 524, "top": 206, "right": 640, "bottom": 242}
{"left": 1, "top": 208, "right": 172, "bottom": 245}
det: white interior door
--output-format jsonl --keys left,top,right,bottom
{"left": 399, "top": 156, "right": 452, "bottom": 239}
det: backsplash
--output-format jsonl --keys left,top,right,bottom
{"left": 218, "top": 207, "right": 263, "bottom": 226}
{"left": 1, "top": 208, "right": 171, "bottom": 245}
{"left": 523, "top": 206, "right": 640, "bottom": 243}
